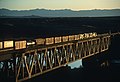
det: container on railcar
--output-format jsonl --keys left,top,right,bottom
{"left": 35, "top": 38, "right": 45, "bottom": 45}
{"left": 79, "top": 34, "right": 84, "bottom": 39}
{"left": 0, "top": 42, "right": 3, "bottom": 49}
{"left": 89, "top": 33, "right": 93, "bottom": 38}
{"left": 62, "top": 36, "right": 69, "bottom": 42}
{"left": 0, "top": 40, "right": 14, "bottom": 51}
{"left": 75, "top": 34, "right": 80, "bottom": 40}
{"left": 0, "top": 40, "right": 14, "bottom": 52}
{"left": 15, "top": 40, "right": 26, "bottom": 50}
{"left": 55, "top": 37, "right": 62, "bottom": 43}
{"left": 69, "top": 35, "right": 75, "bottom": 41}
{"left": 93, "top": 32, "right": 97, "bottom": 37}
{"left": 46, "top": 37, "right": 54, "bottom": 45}
{"left": 84, "top": 33, "right": 90, "bottom": 38}
{"left": 4, "top": 40, "right": 14, "bottom": 48}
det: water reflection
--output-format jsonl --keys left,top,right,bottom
{"left": 100, "top": 60, "right": 109, "bottom": 67}
{"left": 68, "top": 59, "right": 83, "bottom": 69}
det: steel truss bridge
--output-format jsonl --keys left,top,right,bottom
{"left": 0, "top": 32, "right": 119, "bottom": 82}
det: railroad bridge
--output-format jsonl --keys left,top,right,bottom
{"left": 0, "top": 32, "right": 119, "bottom": 82}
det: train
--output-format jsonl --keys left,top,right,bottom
{"left": 34, "top": 32, "right": 97, "bottom": 46}
{"left": 0, "top": 32, "right": 97, "bottom": 52}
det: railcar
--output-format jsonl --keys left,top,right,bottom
{"left": 55, "top": 37, "right": 62, "bottom": 43}
{"left": 15, "top": 40, "right": 26, "bottom": 50}
{"left": 35, "top": 38, "right": 45, "bottom": 45}
{"left": 84, "top": 33, "right": 90, "bottom": 38}
{"left": 0, "top": 42, "right": 2, "bottom": 49}
{"left": 0, "top": 40, "right": 27, "bottom": 52}
{"left": 75, "top": 34, "right": 80, "bottom": 40}
{"left": 79, "top": 34, "right": 84, "bottom": 39}
{"left": 69, "top": 35, "right": 75, "bottom": 41}
{"left": 93, "top": 32, "right": 97, "bottom": 37}
{"left": 1, "top": 40, "right": 14, "bottom": 51}
{"left": 45, "top": 37, "right": 54, "bottom": 45}
{"left": 62, "top": 36, "right": 69, "bottom": 42}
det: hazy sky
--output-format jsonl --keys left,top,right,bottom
{"left": 0, "top": 0, "right": 120, "bottom": 10}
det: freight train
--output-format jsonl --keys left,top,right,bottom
{"left": 0, "top": 32, "right": 97, "bottom": 52}
{"left": 34, "top": 32, "right": 97, "bottom": 45}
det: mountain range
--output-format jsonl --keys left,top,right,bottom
{"left": 0, "top": 8, "right": 120, "bottom": 17}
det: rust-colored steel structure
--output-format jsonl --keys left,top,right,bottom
{"left": 0, "top": 32, "right": 117, "bottom": 82}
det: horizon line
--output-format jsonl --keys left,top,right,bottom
{"left": 0, "top": 8, "right": 120, "bottom": 11}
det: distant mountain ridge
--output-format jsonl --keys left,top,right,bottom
{"left": 0, "top": 8, "right": 120, "bottom": 17}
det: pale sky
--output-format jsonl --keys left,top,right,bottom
{"left": 0, "top": 0, "right": 120, "bottom": 10}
